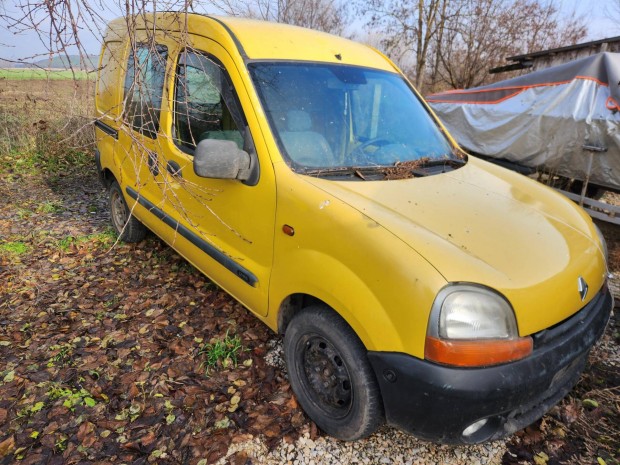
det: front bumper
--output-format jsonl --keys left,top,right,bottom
{"left": 368, "top": 284, "right": 613, "bottom": 444}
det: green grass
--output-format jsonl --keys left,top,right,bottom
{"left": 0, "top": 241, "right": 30, "bottom": 256}
{"left": 1, "top": 149, "right": 92, "bottom": 176}
{"left": 46, "top": 383, "right": 97, "bottom": 411}
{"left": 0, "top": 68, "right": 89, "bottom": 80}
{"left": 56, "top": 229, "right": 116, "bottom": 252}
{"left": 199, "top": 330, "right": 247, "bottom": 375}
{"left": 36, "top": 201, "right": 63, "bottom": 214}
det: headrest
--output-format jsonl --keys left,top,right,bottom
{"left": 287, "top": 110, "right": 312, "bottom": 132}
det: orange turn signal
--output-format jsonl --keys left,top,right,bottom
{"left": 425, "top": 336, "right": 533, "bottom": 367}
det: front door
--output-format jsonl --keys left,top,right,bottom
{"left": 149, "top": 37, "right": 276, "bottom": 316}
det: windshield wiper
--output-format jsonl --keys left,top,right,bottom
{"left": 302, "top": 166, "right": 388, "bottom": 177}
{"left": 417, "top": 158, "right": 466, "bottom": 168}
{"left": 302, "top": 158, "right": 466, "bottom": 179}
{"left": 409, "top": 158, "right": 466, "bottom": 176}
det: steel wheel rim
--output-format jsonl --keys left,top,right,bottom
{"left": 110, "top": 190, "right": 128, "bottom": 231}
{"left": 300, "top": 334, "right": 353, "bottom": 418}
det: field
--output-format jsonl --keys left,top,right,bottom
{"left": 0, "top": 77, "right": 94, "bottom": 173}
{"left": 0, "top": 77, "right": 618, "bottom": 465}
{"left": 0, "top": 68, "right": 90, "bottom": 80}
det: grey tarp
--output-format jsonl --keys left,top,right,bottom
{"left": 427, "top": 52, "right": 620, "bottom": 190}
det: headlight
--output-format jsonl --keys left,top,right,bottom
{"left": 425, "top": 284, "right": 532, "bottom": 367}
{"left": 594, "top": 224, "right": 608, "bottom": 265}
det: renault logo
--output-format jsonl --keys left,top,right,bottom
{"left": 578, "top": 276, "right": 589, "bottom": 301}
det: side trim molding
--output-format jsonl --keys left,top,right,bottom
{"left": 125, "top": 186, "right": 258, "bottom": 287}
{"left": 94, "top": 120, "right": 119, "bottom": 139}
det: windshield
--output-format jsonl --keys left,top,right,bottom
{"left": 248, "top": 62, "right": 460, "bottom": 174}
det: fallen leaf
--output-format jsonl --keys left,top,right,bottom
{"left": 560, "top": 402, "right": 580, "bottom": 424}
{"left": 77, "top": 421, "right": 95, "bottom": 442}
{"left": 534, "top": 452, "right": 549, "bottom": 465}
{"left": 0, "top": 435, "right": 15, "bottom": 457}
{"left": 582, "top": 398, "right": 599, "bottom": 409}
{"left": 140, "top": 430, "right": 157, "bottom": 447}
{"left": 229, "top": 451, "right": 250, "bottom": 465}
{"left": 214, "top": 417, "right": 230, "bottom": 429}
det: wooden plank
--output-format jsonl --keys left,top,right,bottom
{"left": 555, "top": 189, "right": 620, "bottom": 224}
{"left": 584, "top": 208, "right": 620, "bottom": 225}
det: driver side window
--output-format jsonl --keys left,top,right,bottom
{"left": 174, "top": 50, "right": 244, "bottom": 152}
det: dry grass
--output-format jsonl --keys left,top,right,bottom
{"left": 0, "top": 78, "right": 95, "bottom": 175}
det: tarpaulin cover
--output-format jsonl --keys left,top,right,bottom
{"left": 427, "top": 52, "right": 620, "bottom": 190}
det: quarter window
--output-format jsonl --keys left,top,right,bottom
{"left": 174, "top": 50, "right": 244, "bottom": 152}
{"left": 123, "top": 44, "right": 168, "bottom": 138}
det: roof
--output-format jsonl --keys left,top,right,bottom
{"left": 507, "top": 36, "right": 620, "bottom": 62}
{"left": 490, "top": 36, "right": 620, "bottom": 74}
{"left": 104, "top": 13, "right": 395, "bottom": 71}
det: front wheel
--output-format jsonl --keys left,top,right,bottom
{"left": 108, "top": 181, "right": 147, "bottom": 243}
{"left": 283, "top": 305, "right": 384, "bottom": 440}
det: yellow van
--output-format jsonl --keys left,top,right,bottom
{"left": 94, "top": 12, "right": 612, "bottom": 444}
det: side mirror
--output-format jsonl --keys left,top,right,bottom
{"left": 194, "top": 139, "right": 252, "bottom": 181}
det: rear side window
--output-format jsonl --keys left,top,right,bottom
{"left": 96, "top": 41, "right": 124, "bottom": 117}
{"left": 173, "top": 50, "right": 245, "bottom": 153}
{"left": 123, "top": 44, "right": 168, "bottom": 138}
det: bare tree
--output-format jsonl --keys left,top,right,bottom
{"left": 0, "top": 1, "right": 197, "bottom": 69}
{"left": 435, "top": 0, "right": 586, "bottom": 89}
{"left": 210, "top": 0, "right": 350, "bottom": 35}
{"left": 357, "top": 0, "right": 587, "bottom": 92}
{"left": 357, "top": 0, "right": 452, "bottom": 92}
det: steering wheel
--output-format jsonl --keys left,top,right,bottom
{"left": 347, "top": 138, "right": 393, "bottom": 165}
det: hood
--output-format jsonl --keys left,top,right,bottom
{"left": 303, "top": 157, "right": 606, "bottom": 335}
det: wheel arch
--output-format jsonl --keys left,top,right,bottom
{"left": 274, "top": 289, "right": 386, "bottom": 354}
{"left": 100, "top": 167, "right": 116, "bottom": 189}
{"left": 277, "top": 293, "right": 326, "bottom": 335}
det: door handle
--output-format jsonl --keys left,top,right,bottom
{"left": 167, "top": 160, "right": 182, "bottom": 178}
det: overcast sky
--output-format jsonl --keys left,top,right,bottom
{"left": 0, "top": 0, "right": 618, "bottom": 61}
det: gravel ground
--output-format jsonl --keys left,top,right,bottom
{"left": 216, "top": 428, "right": 506, "bottom": 465}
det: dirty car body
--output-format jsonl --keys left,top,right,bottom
{"left": 94, "top": 13, "right": 613, "bottom": 444}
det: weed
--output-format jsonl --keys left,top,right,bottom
{"left": 36, "top": 200, "right": 63, "bottom": 214}
{"left": 17, "top": 401, "right": 45, "bottom": 419}
{"left": 199, "top": 329, "right": 247, "bottom": 375}
{"left": 56, "top": 229, "right": 115, "bottom": 252}
{"left": 0, "top": 79, "right": 94, "bottom": 178}
{"left": 0, "top": 241, "right": 30, "bottom": 256}
{"left": 56, "top": 236, "right": 76, "bottom": 252}
{"left": 54, "top": 436, "right": 68, "bottom": 453}
{"left": 104, "top": 295, "right": 121, "bottom": 308}
{"left": 17, "top": 208, "right": 33, "bottom": 219}
{"left": 89, "top": 227, "right": 116, "bottom": 244}
{"left": 46, "top": 383, "right": 97, "bottom": 411}
{"left": 47, "top": 343, "right": 74, "bottom": 368}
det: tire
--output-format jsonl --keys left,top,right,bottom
{"left": 108, "top": 181, "right": 147, "bottom": 243}
{"left": 283, "top": 305, "right": 384, "bottom": 440}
